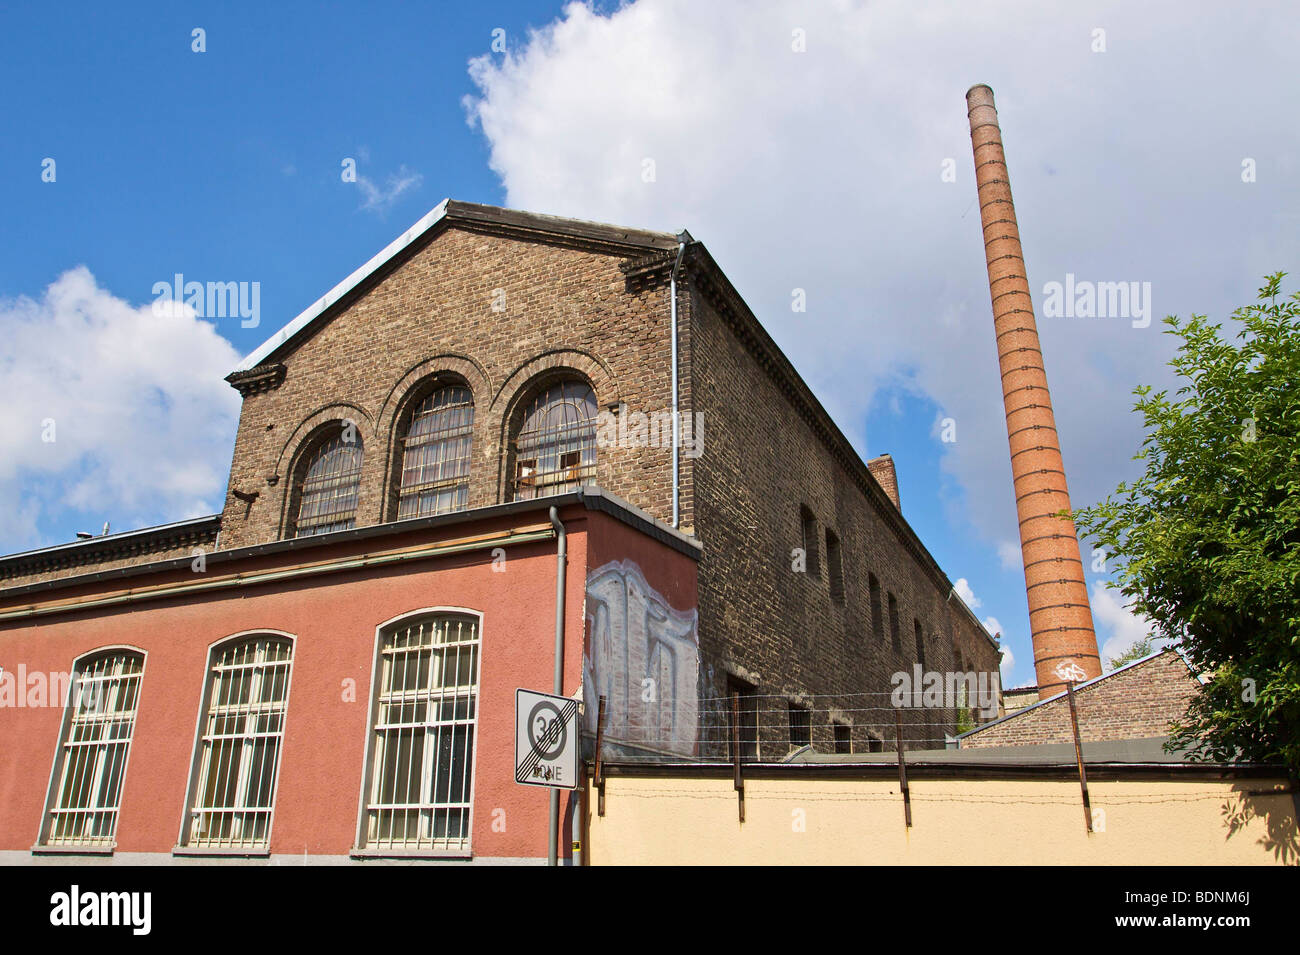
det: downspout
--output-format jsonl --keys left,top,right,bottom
{"left": 670, "top": 237, "right": 687, "bottom": 528}
{"left": 548, "top": 505, "right": 566, "bottom": 867}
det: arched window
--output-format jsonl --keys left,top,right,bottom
{"left": 294, "top": 426, "right": 363, "bottom": 537}
{"left": 396, "top": 386, "right": 474, "bottom": 519}
{"left": 511, "top": 379, "right": 597, "bottom": 500}
{"left": 41, "top": 649, "right": 145, "bottom": 848}
{"left": 182, "top": 635, "right": 293, "bottom": 850}
{"left": 360, "top": 613, "right": 481, "bottom": 853}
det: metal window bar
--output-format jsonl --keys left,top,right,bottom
{"left": 397, "top": 387, "right": 474, "bottom": 519}
{"left": 45, "top": 652, "right": 144, "bottom": 847}
{"left": 365, "top": 616, "right": 480, "bottom": 852}
{"left": 511, "top": 381, "right": 597, "bottom": 500}
{"left": 296, "top": 431, "right": 364, "bottom": 536}
{"left": 187, "top": 636, "right": 292, "bottom": 849}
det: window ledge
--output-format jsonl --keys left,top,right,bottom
{"left": 172, "top": 846, "right": 271, "bottom": 858}
{"left": 349, "top": 847, "right": 473, "bottom": 861}
{"left": 31, "top": 843, "right": 115, "bottom": 857}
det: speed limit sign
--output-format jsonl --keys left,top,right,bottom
{"left": 515, "top": 688, "right": 579, "bottom": 789}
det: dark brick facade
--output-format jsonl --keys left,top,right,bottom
{"left": 684, "top": 248, "right": 1000, "bottom": 754}
{"left": 0, "top": 201, "right": 1001, "bottom": 754}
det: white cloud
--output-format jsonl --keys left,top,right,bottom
{"left": 357, "top": 165, "right": 423, "bottom": 214}
{"left": 1090, "top": 581, "right": 1155, "bottom": 668}
{"left": 953, "top": 577, "right": 981, "bottom": 609}
{"left": 0, "top": 267, "right": 241, "bottom": 551}
{"left": 463, "top": 0, "right": 1300, "bottom": 554}
{"left": 997, "top": 540, "right": 1021, "bottom": 572}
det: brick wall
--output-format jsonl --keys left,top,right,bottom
{"left": 686, "top": 257, "right": 1002, "bottom": 755}
{"left": 960, "top": 650, "right": 1200, "bottom": 748}
{"left": 218, "top": 223, "right": 685, "bottom": 550}
{"left": 0, "top": 206, "right": 1002, "bottom": 760}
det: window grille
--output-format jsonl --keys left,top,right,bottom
{"left": 43, "top": 651, "right": 144, "bottom": 847}
{"left": 363, "top": 615, "right": 480, "bottom": 853}
{"left": 185, "top": 636, "right": 292, "bottom": 849}
{"left": 295, "top": 429, "right": 363, "bottom": 536}
{"left": 511, "top": 380, "right": 596, "bottom": 499}
{"left": 397, "top": 386, "right": 474, "bottom": 519}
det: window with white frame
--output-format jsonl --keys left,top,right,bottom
{"left": 42, "top": 650, "right": 144, "bottom": 848}
{"left": 362, "top": 614, "right": 480, "bottom": 853}
{"left": 183, "top": 635, "right": 293, "bottom": 850}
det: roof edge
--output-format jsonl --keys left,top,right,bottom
{"left": 231, "top": 200, "right": 681, "bottom": 375}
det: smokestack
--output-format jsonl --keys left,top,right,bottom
{"left": 966, "top": 85, "right": 1100, "bottom": 699}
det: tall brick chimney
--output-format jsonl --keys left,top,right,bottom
{"left": 966, "top": 84, "right": 1101, "bottom": 699}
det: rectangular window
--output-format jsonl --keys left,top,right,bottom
{"left": 833, "top": 722, "right": 852, "bottom": 754}
{"left": 869, "top": 573, "right": 883, "bottom": 642}
{"left": 914, "top": 619, "right": 927, "bottom": 669}
{"left": 788, "top": 702, "right": 811, "bottom": 748}
{"left": 799, "top": 506, "right": 819, "bottom": 577}
{"left": 826, "top": 529, "right": 844, "bottom": 603}
{"left": 42, "top": 651, "right": 144, "bottom": 848}
{"left": 183, "top": 636, "right": 292, "bottom": 850}
{"left": 726, "top": 676, "right": 758, "bottom": 763}
{"left": 362, "top": 615, "right": 480, "bottom": 854}
{"left": 888, "top": 592, "right": 901, "bottom": 653}
{"left": 867, "top": 733, "right": 884, "bottom": 753}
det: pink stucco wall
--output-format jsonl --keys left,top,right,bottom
{"left": 0, "top": 511, "right": 594, "bottom": 862}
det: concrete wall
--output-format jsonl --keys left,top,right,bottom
{"left": 586, "top": 772, "right": 1298, "bottom": 865}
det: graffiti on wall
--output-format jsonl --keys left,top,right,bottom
{"left": 584, "top": 560, "right": 699, "bottom": 757}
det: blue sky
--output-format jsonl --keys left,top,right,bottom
{"left": 3, "top": 1, "right": 1297, "bottom": 689}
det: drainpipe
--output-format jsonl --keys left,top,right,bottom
{"left": 548, "top": 505, "right": 566, "bottom": 867}
{"left": 670, "top": 237, "right": 687, "bottom": 528}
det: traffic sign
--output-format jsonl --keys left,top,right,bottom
{"left": 515, "top": 688, "right": 579, "bottom": 789}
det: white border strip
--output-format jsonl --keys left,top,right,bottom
{"left": 234, "top": 199, "right": 451, "bottom": 372}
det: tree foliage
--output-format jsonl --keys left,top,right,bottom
{"left": 1106, "top": 635, "right": 1158, "bottom": 671}
{"left": 1073, "top": 273, "right": 1300, "bottom": 773}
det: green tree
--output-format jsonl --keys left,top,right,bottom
{"left": 1106, "top": 635, "right": 1158, "bottom": 670}
{"left": 1073, "top": 273, "right": 1300, "bottom": 773}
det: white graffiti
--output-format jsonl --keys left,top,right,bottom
{"left": 584, "top": 560, "right": 699, "bottom": 756}
{"left": 1053, "top": 660, "right": 1089, "bottom": 684}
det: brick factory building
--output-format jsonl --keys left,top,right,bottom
{"left": 0, "top": 200, "right": 999, "bottom": 864}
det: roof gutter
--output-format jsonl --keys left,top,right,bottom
{"left": 670, "top": 236, "right": 688, "bottom": 528}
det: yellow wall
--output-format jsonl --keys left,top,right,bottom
{"left": 587, "top": 775, "right": 1297, "bottom": 865}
